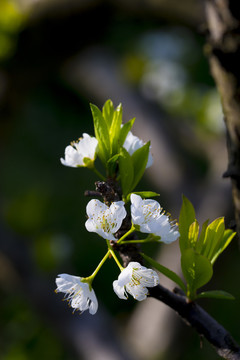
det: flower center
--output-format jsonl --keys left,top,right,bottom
{"left": 99, "top": 213, "right": 116, "bottom": 233}
{"left": 142, "top": 204, "right": 160, "bottom": 223}
{"left": 130, "top": 269, "right": 142, "bottom": 286}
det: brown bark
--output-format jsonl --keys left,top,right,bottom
{"left": 149, "top": 285, "right": 240, "bottom": 360}
{"left": 204, "top": 0, "right": 240, "bottom": 238}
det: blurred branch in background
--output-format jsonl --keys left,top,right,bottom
{"left": 1, "top": 0, "right": 240, "bottom": 359}
{"left": 204, "top": 0, "right": 240, "bottom": 240}
{"left": 0, "top": 220, "right": 137, "bottom": 360}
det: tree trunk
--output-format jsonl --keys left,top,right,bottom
{"left": 204, "top": 0, "right": 240, "bottom": 238}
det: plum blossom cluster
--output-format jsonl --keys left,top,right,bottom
{"left": 85, "top": 194, "right": 179, "bottom": 244}
{"left": 56, "top": 100, "right": 180, "bottom": 315}
{"left": 60, "top": 130, "right": 152, "bottom": 170}
{"left": 56, "top": 192, "right": 179, "bottom": 314}
{"left": 56, "top": 262, "right": 160, "bottom": 315}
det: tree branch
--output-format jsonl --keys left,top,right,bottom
{"left": 86, "top": 179, "right": 240, "bottom": 359}
{"left": 204, "top": 0, "right": 240, "bottom": 238}
{"left": 149, "top": 285, "right": 240, "bottom": 360}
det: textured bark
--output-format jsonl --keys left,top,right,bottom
{"left": 149, "top": 286, "right": 240, "bottom": 360}
{"left": 204, "top": 0, "right": 240, "bottom": 238}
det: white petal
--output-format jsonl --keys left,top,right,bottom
{"left": 113, "top": 280, "right": 128, "bottom": 300}
{"left": 146, "top": 152, "right": 153, "bottom": 168}
{"left": 89, "top": 300, "right": 98, "bottom": 315}
{"left": 136, "top": 268, "right": 160, "bottom": 287}
{"left": 95, "top": 227, "right": 116, "bottom": 241}
{"left": 85, "top": 219, "right": 96, "bottom": 233}
{"left": 56, "top": 274, "right": 80, "bottom": 291}
{"left": 130, "top": 194, "right": 142, "bottom": 207}
{"left": 161, "top": 229, "right": 180, "bottom": 244}
{"left": 117, "top": 267, "right": 133, "bottom": 287}
{"left": 126, "top": 283, "right": 148, "bottom": 301}
{"left": 117, "top": 262, "right": 143, "bottom": 286}
{"left": 109, "top": 202, "right": 127, "bottom": 230}
{"left": 86, "top": 199, "right": 108, "bottom": 218}
{"left": 75, "top": 134, "right": 98, "bottom": 160}
{"left": 88, "top": 290, "right": 98, "bottom": 315}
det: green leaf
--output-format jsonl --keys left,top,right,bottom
{"left": 195, "top": 219, "right": 209, "bottom": 253}
{"left": 179, "top": 195, "right": 196, "bottom": 253}
{"left": 188, "top": 220, "right": 199, "bottom": 249}
{"left": 130, "top": 141, "right": 150, "bottom": 191}
{"left": 141, "top": 252, "right": 186, "bottom": 292}
{"left": 118, "top": 147, "right": 134, "bottom": 196}
{"left": 110, "top": 103, "right": 122, "bottom": 155}
{"left": 206, "top": 218, "right": 225, "bottom": 261}
{"left": 90, "top": 103, "right": 111, "bottom": 165}
{"left": 181, "top": 248, "right": 213, "bottom": 299}
{"left": 211, "top": 229, "right": 236, "bottom": 264}
{"left": 126, "top": 191, "right": 160, "bottom": 202}
{"left": 107, "top": 154, "right": 121, "bottom": 176}
{"left": 196, "top": 290, "right": 235, "bottom": 300}
{"left": 102, "top": 99, "right": 114, "bottom": 129}
{"left": 201, "top": 218, "right": 225, "bottom": 261}
{"left": 119, "top": 118, "right": 135, "bottom": 147}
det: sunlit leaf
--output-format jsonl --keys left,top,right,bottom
{"left": 195, "top": 219, "right": 209, "bottom": 253}
{"left": 102, "top": 99, "right": 114, "bottom": 129}
{"left": 90, "top": 103, "right": 111, "bottom": 165}
{"left": 110, "top": 103, "right": 122, "bottom": 155}
{"left": 119, "top": 118, "right": 135, "bottom": 147}
{"left": 201, "top": 217, "right": 225, "bottom": 260}
{"left": 188, "top": 220, "right": 199, "bottom": 248}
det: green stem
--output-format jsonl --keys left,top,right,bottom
{"left": 110, "top": 249, "right": 124, "bottom": 271}
{"left": 118, "top": 239, "right": 156, "bottom": 244}
{"left": 117, "top": 224, "right": 135, "bottom": 244}
{"left": 84, "top": 250, "right": 110, "bottom": 284}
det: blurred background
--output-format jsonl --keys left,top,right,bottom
{"left": 0, "top": 0, "right": 240, "bottom": 359}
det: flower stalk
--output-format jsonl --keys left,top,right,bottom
{"left": 83, "top": 250, "right": 111, "bottom": 285}
{"left": 117, "top": 224, "right": 136, "bottom": 244}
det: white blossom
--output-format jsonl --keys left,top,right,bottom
{"left": 60, "top": 133, "right": 98, "bottom": 168}
{"left": 85, "top": 199, "right": 127, "bottom": 241}
{"left": 130, "top": 194, "right": 179, "bottom": 244}
{"left": 113, "top": 262, "right": 159, "bottom": 301}
{"left": 55, "top": 273, "right": 98, "bottom": 315}
{"left": 123, "top": 130, "right": 153, "bottom": 168}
